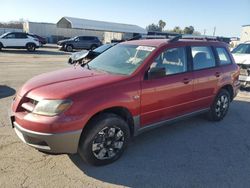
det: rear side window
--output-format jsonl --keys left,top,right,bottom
{"left": 216, "top": 48, "right": 232, "bottom": 65}
{"left": 80, "top": 36, "right": 94, "bottom": 41}
{"left": 191, "top": 46, "right": 216, "bottom": 70}
{"left": 15, "top": 33, "right": 27, "bottom": 39}
{"left": 152, "top": 47, "right": 187, "bottom": 75}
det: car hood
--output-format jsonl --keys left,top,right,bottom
{"left": 232, "top": 53, "right": 250, "bottom": 65}
{"left": 58, "top": 39, "right": 73, "bottom": 44}
{"left": 18, "top": 67, "right": 125, "bottom": 100}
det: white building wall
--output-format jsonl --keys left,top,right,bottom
{"left": 240, "top": 26, "right": 250, "bottom": 42}
{"left": 23, "top": 21, "right": 134, "bottom": 43}
{"left": 103, "top": 32, "right": 123, "bottom": 43}
{"left": 0, "top": 28, "right": 22, "bottom": 35}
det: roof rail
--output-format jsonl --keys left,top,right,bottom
{"left": 182, "top": 35, "right": 219, "bottom": 41}
{"left": 168, "top": 35, "right": 222, "bottom": 43}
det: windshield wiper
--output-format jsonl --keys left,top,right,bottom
{"left": 81, "top": 62, "right": 91, "bottom": 70}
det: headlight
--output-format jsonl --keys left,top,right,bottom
{"left": 32, "top": 99, "right": 72, "bottom": 116}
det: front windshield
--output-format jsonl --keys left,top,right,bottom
{"left": 0, "top": 32, "right": 9, "bottom": 38}
{"left": 232, "top": 44, "right": 250, "bottom": 54}
{"left": 88, "top": 44, "right": 155, "bottom": 75}
{"left": 71, "top": 36, "right": 78, "bottom": 40}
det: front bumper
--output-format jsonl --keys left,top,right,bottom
{"left": 13, "top": 121, "right": 82, "bottom": 154}
{"left": 58, "top": 45, "right": 64, "bottom": 50}
{"left": 239, "top": 75, "right": 250, "bottom": 83}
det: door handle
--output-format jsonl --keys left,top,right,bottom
{"left": 215, "top": 72, "right": 221, "bottom": 77}
{"left": 183, "top": 78, "right": 191, "bottom": 84}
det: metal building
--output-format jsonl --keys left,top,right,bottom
{"left": 240, "top": 25, "right": 250, "bottom": 42}
{"left": 23, "top": 17, "right": 147, "bottom": 43}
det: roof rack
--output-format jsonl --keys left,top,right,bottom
{"left": 168, "top": 35, "right": 221, "bottom": 43}
{"left": 182, "top": 35, "right": 219, "bottom": 41}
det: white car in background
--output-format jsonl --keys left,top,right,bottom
{"left": 232, "top": 42, "right": 250, "bottom": 88}
{"left": 0, "top": 32, "right": 40, "bottom": 52}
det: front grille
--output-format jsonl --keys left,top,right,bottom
{"left": 238, "top": 64, "right": 250, "bottom": 76}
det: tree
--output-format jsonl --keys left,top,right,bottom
{"left": 172, "top": 26, "right": 182, "bottom": 34}
{"left": 146, "top": 20, "right": 166, "bottom": 32}
{"left": 183, "top": 26, "right": 194, "bottom": 34}
{"left": 146, "top": 23, "right": 161, "bottom": 32}
{"left": 193, "top": 31, "right": 201, "bottom": 35}
{"left": 158, "top": 20, "right": 166, "bottom": 31}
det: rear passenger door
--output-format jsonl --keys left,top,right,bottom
{"left": 78, "top": 37, "right": 92, "bottom": 49}
{"left": 191, "top": 46, "right": 222, "bottom": 110}
{"left": 15, "top": 33, "right": 28, "bottom": 47}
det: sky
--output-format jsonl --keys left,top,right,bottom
{"left": 0, "top": 0, "right": 249, "bottom": 37}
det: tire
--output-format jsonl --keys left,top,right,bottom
{"left": 0, "top": 43, "right": 3, "bottom": 51}
{"left": 78, "top": 113, "right": 130, "bottom": 166}
{"left": 66, "top": 45, "right": 73, "bottom": 52}
{"left": 90, "top": 45, "right": 97, "bottom": 50}
{"left": 26, "top": 43, "right": 36, "bottom": 52}
{"left": 207, "top": 89, "right": 230, "bottom": 121}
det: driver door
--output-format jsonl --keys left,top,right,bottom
{"left": 140, "top": 47, "right": 194, "bottom": 126}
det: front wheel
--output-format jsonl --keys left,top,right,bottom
{"left": 78, "top": 113, "right": 130, "bottom": 166}
{"left": 66, "top": 45, "right": 73, "bottom": 52}
{"left": 208, "top": 89, "right": 230, "bottom": 121}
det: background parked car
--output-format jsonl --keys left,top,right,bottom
{"left": 57, "top": 36, "right": 102, "bottom": 52}
{"left": 232, "top": 42, "right": 250, "bottom": 88}
{"left": 68, "top": 43, "right": 117, "bottom": 65}
{"left": 27, "top": 33, "right": 46, "bottom": 45}
{"left": 0, "top": 32, "right": 40, "bottom": 52}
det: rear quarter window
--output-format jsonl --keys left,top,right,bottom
{"left": 216, "top": 47, "right": 232, "bottom": 65}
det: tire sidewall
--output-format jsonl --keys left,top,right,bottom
{"left": 210, "top": 89, "right": 230, "bottom": 121}
{"left": 26, "top": 43, "right": 36, "bottom": 52}
{"left": 66, "top": 45, "right": 73, "bottom": 52}
{"left": 78, "top": 113, "right": 130, "bottom": 166}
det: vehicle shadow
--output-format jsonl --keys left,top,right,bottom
{"left": 0, "top": 85, "right": 16, "bottom": 99}
{"left": 0, "top": 49, "right": 69, "bottom": 56}
{"left": 68, "top": 100, "right": 250, "bottom": 187}
{"left": 240, "top": 87, "right": 250, "bottom": 92}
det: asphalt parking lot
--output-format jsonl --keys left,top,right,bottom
{"left": 1, "top": 47, "right": 250, "bottom": 188}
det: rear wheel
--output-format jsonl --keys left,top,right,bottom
{"left": 78, "top": 113, "right": 130, "bottom": 166}
{"left": 208, "top": 89, "right": 230, "bottom": 121}
{"left": 26, "top": 43, "right": 36, "bottom": 52}
{"left": 0, "top": 43, "right": 3, "bottom": 51}
{"left": 66, "top": 45, "right": 73, "bottom": 52}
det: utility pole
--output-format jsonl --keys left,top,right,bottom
{"left": 213, "top": 27, "right": 216, "bottom": 36}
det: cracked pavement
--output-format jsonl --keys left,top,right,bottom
{"left": 1, "top": 47, "right": 250, "bottom": 188}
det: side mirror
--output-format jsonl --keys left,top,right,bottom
{"left": 147, "top": 67, "right": 166, "bottom": 80}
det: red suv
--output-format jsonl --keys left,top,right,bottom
{"left": 10, "top": 37, "right": 240, "bottom": 165}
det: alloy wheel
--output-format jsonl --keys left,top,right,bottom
{"left": 92, "top": 126, "right": 125, "bottom": 160}
{"left": 215, "top": 94, "right": 229, "bottom": 118}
